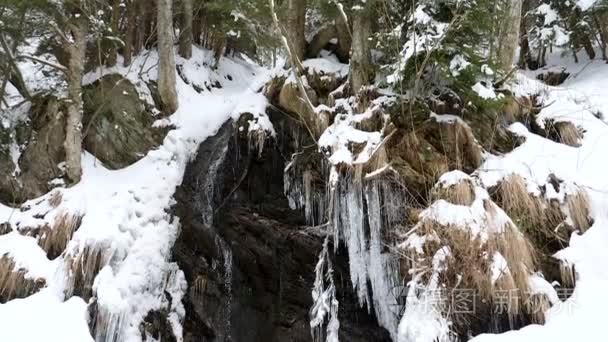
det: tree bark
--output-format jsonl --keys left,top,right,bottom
{"left": 124, "top": 0, "right": 136, "bottom": 66}
{"left": 106, "top": 0, "right": 120, "bottom": 67}
{"left": 496, "top": 0, "right": 523, "bottom": 71}
{"left": 594, "top": 13, "right": 608, "bottom": 60}
{"left": 349, "top": 0, "right": 374, "bottom": 94}
{"left": 179, "top": 0, "right": 193, "bottom": 59}
{"left": 286, "top": 0, "right": 307, "bottom": 63}
{"left": 335, "top": 10, "right": 351, "bottom": 63}
{"left": 64, "top": 17, "right": 88, "bottom": 184}
{"left": 157, "top": 0, "right": 179, "bottom": 114}
{"left": 134, "top": 0, "right": 146, "bottom": 55}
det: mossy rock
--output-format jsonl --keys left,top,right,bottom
{"left": 0, "top": 95, "right": 67, "bottom": 204}
{"left": 18, "top": 96, "right": 67, "bottom": 199}
{"left": 83, "top": 74, "right": 167, "bottom": 169}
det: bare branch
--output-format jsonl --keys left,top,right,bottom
{"left": 16, "top": 54, "right": 68, "bottom": 73}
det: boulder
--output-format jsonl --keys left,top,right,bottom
{"left": 82, "top": 74, "right": 166, "bottom": 169}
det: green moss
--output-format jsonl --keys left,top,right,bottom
{"left": 82, "top": 74, "right": 166, "bottom": 169}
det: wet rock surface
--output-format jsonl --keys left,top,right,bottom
{"left": 172, "top": 117, "right": 392, "bottom": 341}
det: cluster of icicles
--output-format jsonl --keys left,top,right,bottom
{"left": 285, "top": 164, "right": 405, "bottom": 341}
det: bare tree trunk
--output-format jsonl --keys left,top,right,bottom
{"left": 64, "top": 18, "right": 88, "bottom": 184}
{"left": 106, "top": 0, "right": 120, "bottom": 67}
{"left": 335, "top": 10, "right": 351, "bottom": 63}
{"left": 157, "top": 0, "right": 179, "bottom": 114}
{"left": 594, "top": 13, "right": 608, "bottom": 60}
{"left": 286, "top": 0, "right": 307, "bottom": 63}
{"left": 193, "top": 12, "right": 203, "bottom": 45}
{"left": 134, "top": 0, "right": 146, "bottom": 55}
{"left": 496, "top": 0, "right": 523, "bottom": 71}
{"left": 179, "top": 0, "right": 193, "bottom": 59}
{"left": 124, "top": 0, "right": 136, "bottom": 66}
{"left": 0, "top": 34, "right": 31, "bottom": 100}
{"left": 349, "top": 0, "right": 374, "bottom": 94}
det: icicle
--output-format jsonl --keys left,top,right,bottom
{"left": 94, "top": 308, "right": 126, "bottom": 342}
{"left": 310, "top": 237, "right": 340, "bottom": 342}
{"left": 284, "top": 160, "right": 305, "bottom": 211}
{"left": 334, "top": 174, "right": 370, "bottom": 308}
{"left": 284, "top": 157, "right": 328, "bottom": 227}
{"left": 365, "top": 181, "right": 403, "bottom": 340}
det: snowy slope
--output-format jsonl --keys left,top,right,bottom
{"left": 0, "top": 47, "right": 273, "bottom": 342}
{"left": 472, "top": 59, "right": 608, "bottom": 341}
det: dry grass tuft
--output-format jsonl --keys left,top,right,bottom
{"left": 566, "top": 189, "right": 592, "bottom": 233}
{"left": 493, "top": 174, "right": 567, "bottom": 245}
{"left": 431, "top": 178, "right": 476, "bottom": 206}
{"left": 39, "top": 212, "right": 83, "bottom": 260}
{"left": 554, "top": 121, "right": 583, "bottom": 147}
{"left": 0, "top": 256, "right": 46, "bottom": 303}
{"left": 247, "top": 127, "right": 268, "bottom": 158}
{"left": 48, "top": 191, "right": 63, "bottom": 208}
{"left": 495, "top": 174, "right": 544, "bottom": 227}
{"left": 192, "top": 274, "right": 208, "bottom": 297}
{"left": 423, "top": 117, "right": 483, "bottom": 173}
{"left": 64, "top": 246, "right": 108, "bottom": 301}
{"left": 559, "top": 262, "right": 576, "bottom": 288}
{"left": 400, "top": 203, "right": 543, "bottom": 336}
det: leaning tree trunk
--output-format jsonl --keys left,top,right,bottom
{"left": 64, "top": 18, "right": 88, "bottom": 184}
{"left": 496, "top": 0, "right": 523, "bottom": 72}
{"left": 349, "top": 0, "right": 374, "bottom": 94}
{"left": 157, "top": 0, "right": 179, "bottom": 114}
{"left": 286, "top": 0, "right": 307, "bottom": 63}
{"left": 179, "top": 0, "right": 193, "bottom": 59}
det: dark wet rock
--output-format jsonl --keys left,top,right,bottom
{"left": 172, "top": 112, "right": 391, "bottom": 341}
{"left": 536, "top": 70, "right": 570, "bottom": 86}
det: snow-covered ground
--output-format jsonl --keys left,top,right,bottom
{"left": 472, "top": 57, "right": 608, "bottom": 341}
{"left": 0, "top": 47, "right": 273, "bottom": 341}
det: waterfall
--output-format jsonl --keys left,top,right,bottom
{"left": 214, "top": 235, "right": 233, "bottom": 341}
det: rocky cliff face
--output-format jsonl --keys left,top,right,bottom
{"left": 171, "top": 114, "right": 392, "bottom": 341}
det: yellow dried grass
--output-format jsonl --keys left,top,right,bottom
{"left": 431, "top": 178, "right": 476, "bottom": 206}
{"left": 0, "top": 256, "right": 46, "bottom": 303}
{"left": 555, "top": 121, "right": 582, "bottom": 147}
{"left": 566, "top": 189, "right": 592, "bottom": 233}
{"left": 400, "top": 209, "right": 541, "bottom": 336}
{"left": 39, "top": 212, "right": 82, "bottom": 259}
{"left": 64, "top": 246, "right": 107, "bottom": 301}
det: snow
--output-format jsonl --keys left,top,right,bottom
{"left": 472, "top": 57, "right": 608, "bottom": 341}
{"left": 418, "top": 186, "right": 512, "bottom": 240}
{"left": 0, "top": 292, "right": 93, "bottom": 342}
{"left": 303, "top": 57, "right": 349, "bottom": 78}
{"left": 0, "top": 46, "right": 272, "bottom": 342}
{"left": 472, "top": 82, "right": 497, "bottom": 99}
{"left": 577, "top": 0, "right": 599, "bottom": 11}
{"left": 449, "top": 55, "right": 471, "bottom": 76}
{"left": 319, "top": 114, "right": 382, "bottom": 165}
{"left": 0, "top": 233, "right": 56, "bottom": 280}
{"left": 491, "top": 252, "right": 510, "bottom": 284}
{"left": 436, "top": 170, "right": 471, "bottom": 187}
